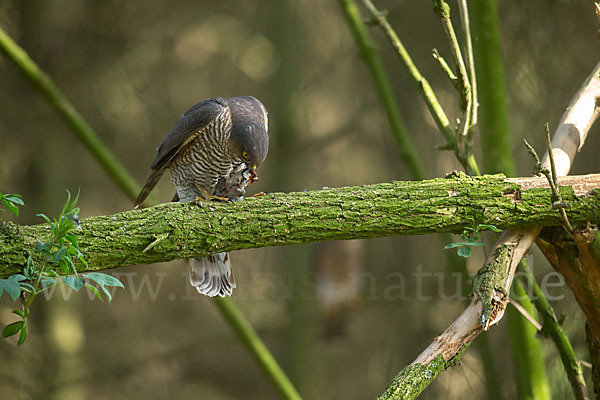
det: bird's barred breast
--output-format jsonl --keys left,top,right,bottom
{"left": 170, "top": 106, "right": 234, "bottom": 202}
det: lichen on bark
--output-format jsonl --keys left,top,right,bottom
{"left": 377, "top": 344, "right": 470, "bottom": 400}
{"left": 472, "top": 242, "right": 516, "bottom": 327}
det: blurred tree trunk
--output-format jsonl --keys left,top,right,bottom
{"left": 267, "top": 0, "right": 315, "bottom": 391}
{"left": 470, "top": 0, "right": 550, "bottom": 397}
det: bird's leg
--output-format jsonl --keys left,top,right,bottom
{"left": 251, "top": 192, "right": 267, "bottom": 197}
{"left": 194, "top": 184, "right": 230, "bottom": 203}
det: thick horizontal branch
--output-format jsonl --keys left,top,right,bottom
{"left": 1, "top": 173, "right": 600, "bottom": 277}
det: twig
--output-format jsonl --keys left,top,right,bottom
{"left": 361, "top": 0, "right": 480, "bottom": 175}
{"left": 432, "top": 48, "right": 458, "bottom": 87}
{"left": 518, "top": 260, "right": 590, "bottom": 400}
{"left": 581, "top": 361, "right": 593, "bottom": 369}
{"left": 0, "top": 23, "right": 302, "bottom": 400}
{"left": 142, "top": 233, "right": 170, "bottom": 253}
{"left": 457, "top": 0, "right": 478, "bottom": 130}
{"left": 431, "top": 0, "right": 472, "bottom": 144}
{"left": 469, "top": 0, "right": 515, "bottom": 176}
{"left": 337, "top": 0, "right": 426, "bottom": 180}
{"left": 596, "top": 2, "right": 600, "bottom": 41}
{"left": 509, "top": 297, "right": 542, "bottom": 332}
{"left": 523, "top": 126, "right": 574, "bottom": 234}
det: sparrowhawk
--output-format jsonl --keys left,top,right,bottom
{"left": 135, "top": 96, "right": 269, "bottom": 297}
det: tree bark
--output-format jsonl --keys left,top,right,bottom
{"left": 1, "top": 173, "right": 599, "bottom": 278}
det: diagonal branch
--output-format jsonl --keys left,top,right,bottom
{"left": 338, "top": 0, "right": 426, "bottom": 180}
{"left": 518, "top": 259, "right": 590, "bottom": 400}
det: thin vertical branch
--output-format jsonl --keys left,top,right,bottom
{"left": 518, "top": 261, "right": 590, "bottom": 400}
{"left": 213, "top": 298, "right": 303, "bottom": 400}
{"left": 0, "top": 23, "right": 302, "bottom": 400}
{"left": 468, "top": 0, "right": 515, "bottom": 176}
{"left": 431, "top": 0, "right": 472, "bottom": 143}
{"left": 508, "top": 276, "right": 551, "bottom": 399}
{"left": 457, "top": 0, "right": 478, "bottom": 134}
{"left": 338, "top": 0, "right": 426, "bottom": 180}
{"left": 468, "top": 1, "right": 551, "bottom": 397}
{"left": 361, "top": 0, "right": 480, "bottom": 176}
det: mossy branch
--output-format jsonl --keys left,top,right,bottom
{"left": 1, "top": 173, "right": 600, "bottom": 277}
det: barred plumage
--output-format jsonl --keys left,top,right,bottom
{"left": 135, "top": 96, "right": 269, "bottom": 297}
{"left": 169, "top": 105, "right": 233, "bottom": 201}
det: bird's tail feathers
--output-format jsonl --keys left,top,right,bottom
{"left": 189, "top": 253, "right": 236, "bottom": 297}
{"left": 134, "top": 168, "right": 165, "bottom": 208}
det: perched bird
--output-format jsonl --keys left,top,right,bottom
{"left": 135, "top": 96, "right": 269, "bottom": 297}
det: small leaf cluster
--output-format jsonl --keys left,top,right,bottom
{"left": 0, "top": 190, "right": 124, "bottom": 345}
{"left": 444, "top": 224, "right": 502, "bottom": 258}
{"left": 0, "top": 192, "right": 24, "bottom": 216}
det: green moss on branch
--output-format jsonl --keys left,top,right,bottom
{"left": 377, "top": 344, "right": 469, "bottom": 400}
{"left": 1, "top": 174, "right": 600, "bottom": 277}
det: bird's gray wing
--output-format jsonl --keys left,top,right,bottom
{"left": 134, "top": 97, "right": 228, "bottom": 208}
{"left": 150, "top": 97, "right": 228, "bottom": 170}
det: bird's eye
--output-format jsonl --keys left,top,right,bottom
{"left": 242, "top": 151, "right": 249, "bottom": 160}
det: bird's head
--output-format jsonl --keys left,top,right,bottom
{"left": 226, "top": 96, "right": 269, "bottom": 170}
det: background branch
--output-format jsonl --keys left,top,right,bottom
{"left": 518, "top": 259, "right": 590, "bottom": 400}
{"left": 337, "top": 0, "right": 425, "bottom": 180}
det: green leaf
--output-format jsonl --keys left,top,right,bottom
{"left": 3, "top": 199, "right": 19, "bottom": 216}
{"left": 41, "top": 277, "right": 56, "bottom": 288}
{"left": 84, "top": 273, "right": 124, "bottom": 289}
{"left": 19, "top": 282, "right": 36, "bottom": 293}
{"left": 2, "top": 321, "right": 24, "bottom": 338}
{"left": 444, "top": 242, "right": 464, "bottom": 249}
{"left": 35, "top": 241, "right": 52, "bottom": 255}
{"left": 17, "top": 322, "right": 28, "bottom": 345}
{"left": 458, "top": 246, "right": 472, "bottom": 258}
{"left": 62, "top": 276, "right": 84, "bottom": 292}
{"left": 66, "top": 233, "right": 79, "bottom": 249}
{"left": 53, "top": 246, "right": 67, "bottom": 265}
{"left": 84, "top": 283, "right": 104, "bottom": 302}
{"left": 84, "top": 272, "right": 124, "bottom": 302}
{"left": 64, "top": 256, "right": 77, "bottom": 275}
{"left": 478, "top": 224, "right": 502, "bottom": 232}
{"left": 3, "top": 194, "right": 24, "bottom": 205}
{"left": 36, "top": 213, "right": 51, "bottom": 224}
{"left": 468, "top": 242, "right": 485, "bottom": 246}
{"left": 12, "top": 309, "right": 25, "bottom": 319}
{"left": 0, "top": 276, "right": 22, "bottom": 302}
{"left": 61, "top": 190, "right": 72, "bottom": 217}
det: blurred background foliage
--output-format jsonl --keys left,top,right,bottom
{"left": 0, "top": 0, "right": 599, "bottom": 399}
